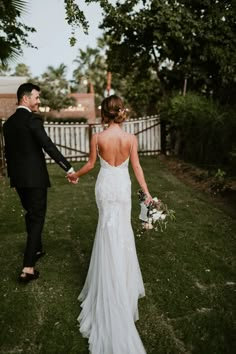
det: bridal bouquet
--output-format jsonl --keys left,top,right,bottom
{"left": 137, "top": 190, "right": 175, "bottom": 232}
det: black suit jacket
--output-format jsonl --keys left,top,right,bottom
{"left": 3, "top": 108, "right": 72, "bottom": 188}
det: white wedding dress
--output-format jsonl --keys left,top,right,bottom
{"left": 78, "top": 153, "right": 146, "bottom": 354}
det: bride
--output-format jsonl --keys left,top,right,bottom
{"left": 68, "top": 95, "right": 152, "bottom": 354}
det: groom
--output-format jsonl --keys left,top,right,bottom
{"left": 3, "top": 83, "right": 76, "bottom": 282}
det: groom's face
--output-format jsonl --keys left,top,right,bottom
{"left": 26, "top": 89, "right": 41, "bottom": 112}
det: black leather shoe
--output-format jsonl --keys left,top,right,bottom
{"left": 35, "top": 251, "right": 46, "bottom": 261}
{"left": 19, "top": 270, "right": 39, "bottom": 283}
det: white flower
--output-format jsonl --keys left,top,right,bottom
{"left": 137, "top": 190, "right": 175, "bottom": 235}
{"left": 152, "top": 211, "right": 163, "bottom": 220}
{"left": 142, "top": 222, "right": 153, "bottom": 230}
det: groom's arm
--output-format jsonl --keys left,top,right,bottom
{"left": 29, "top": 114, "right": 73, "bottom": 172}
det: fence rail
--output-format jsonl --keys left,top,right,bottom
{"left": 44, "top": 115, "right": 161, "bottom": 162}
{"left": 0, "top": 115, "right": 161, "bottom": 174}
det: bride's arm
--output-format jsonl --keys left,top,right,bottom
{"left": 69, "top": 134, "right": 98, "bottom": 180}
{"left": 130, "top": 136, "right": 152, "bottom": 202}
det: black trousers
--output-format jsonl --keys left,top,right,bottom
{"left": 16, "top": 188, "right": 47, "bottom": 267}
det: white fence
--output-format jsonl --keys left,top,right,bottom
{"left": 44, "top": 115, "right": 161, "bottom": 162}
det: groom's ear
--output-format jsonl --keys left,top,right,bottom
{"left": 22, "top": 94, "right": 30, "bottom": 104}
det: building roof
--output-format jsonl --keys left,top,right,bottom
{"left": 0, "top": 76, "right": 28, "bottom": 94}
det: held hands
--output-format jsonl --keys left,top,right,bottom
{"left": 66, "top": 172, "right": 79, "bottom": 184}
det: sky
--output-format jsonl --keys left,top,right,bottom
{"left": 20, "top": 0, "right": 103, "bottom": 79}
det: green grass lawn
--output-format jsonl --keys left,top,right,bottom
{"left": 0, "top": 156, "right": 235, "bottom": 354}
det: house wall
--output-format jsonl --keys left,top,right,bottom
{"left": 0, "top": 76, "right": 27, "bottom": 119}
{"left": 0, "top": 94, "right": 17, "bottom": 119}
{"left": 43, "top": 93, "right": 97, "bottom": 123}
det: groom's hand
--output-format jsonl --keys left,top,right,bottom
{"left": 67, "top": 172, "right": 79, "bottom": 184}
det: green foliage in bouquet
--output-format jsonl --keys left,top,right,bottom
{"left": 137, "top": 190, "right": 175, "bottom": 233}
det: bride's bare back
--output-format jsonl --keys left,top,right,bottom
{"left": 97, "top": 126, "right": 133, "bottom": 167}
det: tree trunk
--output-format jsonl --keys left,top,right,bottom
{"left": 160, "top": 118, "right": 166, "bottom": 154}
{"left": 174, "top": 130, "right": 182, "bottom": 156}
{"left": 183, "top": 77, "right": 188, "bottom": 96}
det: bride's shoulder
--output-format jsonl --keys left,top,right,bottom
{"left": 125, "top": 132, "right": 136, "bottom": 141}
{"left": 91, "top": 132, "right": 99, "bottom": 140}
{"left": 95, "top": 130, "right": 107, "bottom": 140}
{"left": 123, "top": 131, "right": 133, "bottom": 138}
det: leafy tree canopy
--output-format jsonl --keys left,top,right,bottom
{"left": 33, "top": 64, "right": 76, "bottom": 111}
{"left": 0, "top": 0, "right": 36, "bottom": 65}
{"left": 91, "top": 0, "right": 236, "bottom": 102}
{"left": 63, "top": 0, "right": 235, "bottom": 104}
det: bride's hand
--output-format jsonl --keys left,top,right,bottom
{"left": 144, "top": 193, "right": 153, "bottom": 205}
{"left": 67, "top": 172, "right": 79, "bottom": 184}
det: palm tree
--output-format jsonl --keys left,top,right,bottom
{"left": 73, "top": 46, "right": 108, "bottom": 104}
{"left": 0, "top": 63, "right": 12, "bottom": 76}
{"left": 73, "top": 47, "right": 101, "bottom": 85}
{"left": 0, "top": 0, "right": 35, "bottom": 65}
{"left": 13, "top": 63, "right": 31, "bottom": 77}
{"left": 42, "top": 64, "right": 68, "bottom": 93}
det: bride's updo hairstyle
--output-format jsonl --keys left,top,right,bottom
{"left": 101, "top": 95, "right": 127, "bottom": 124}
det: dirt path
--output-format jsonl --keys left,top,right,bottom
{"left": 159, "top": 155, "right": 236, "bottom": 217}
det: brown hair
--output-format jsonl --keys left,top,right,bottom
{"left": 17, "top": 83, "right": 40, "bottom": 103}
{"left": 101, "top": 95, "right": 127, "bottom": 124}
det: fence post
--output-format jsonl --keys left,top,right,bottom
{"left": 0, "top": 119, "right": 6, "bottom": 176}
{"left": 88, "top": 123, "right": 93, "bottom": 143}
{"left": 160, "top": 117, "right": 166, "bottom": 155}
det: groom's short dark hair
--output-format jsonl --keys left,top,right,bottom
{"left": 17, "top": 83, "right": 40, "bottom": 103}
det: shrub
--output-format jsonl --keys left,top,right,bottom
{"left": 162, "top": 92, "right": 236, "bottom": 167}
{"left": 210, "top": 168, "right": 229, "bottom": 194}
{"left": 41, "top": 116, "right": 88, "bottom": 124}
